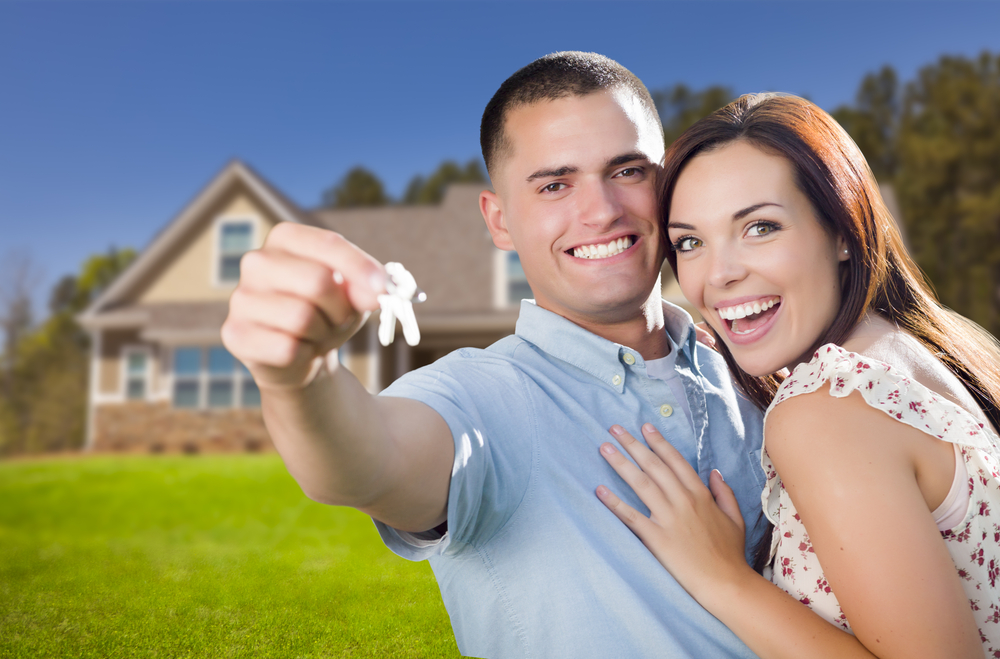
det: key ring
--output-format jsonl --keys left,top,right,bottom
{"left": 377, "top": 262, "right": 425, "bottom": 347}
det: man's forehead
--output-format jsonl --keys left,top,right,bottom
{"left": 501, "top": 90, "right": 663, "bottom": 175}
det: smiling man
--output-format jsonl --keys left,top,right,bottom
{"left": 222, "top": 52, "right": 766, "bottom": 658}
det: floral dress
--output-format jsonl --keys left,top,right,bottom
{"left": 761, "top": 344, "right": 1000, "bottom": 655}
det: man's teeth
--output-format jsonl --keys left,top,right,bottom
{"left": 718, "top": 297, "right": 780, "bottom": 321}
{"left": 572, "top": 236, "right": 633, "bottom": 259}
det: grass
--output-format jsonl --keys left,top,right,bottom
{"left": 0, "top": 454, "right": 460, "bottom": 658}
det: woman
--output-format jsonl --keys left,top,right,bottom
{"left": 595, "top": 93, "right": 1000, "bottom": 658}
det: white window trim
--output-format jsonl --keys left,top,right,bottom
{"left": 493, "top": 248, "right": 531, "bottom": 309}
{"left": 211, "top": 215, "right": 258, "bottom": 288}
{"left": 170, "top": 345, "right": 258, "bottom": 410}
{"left": 120, "top": 345, "right": 153, "bottom": 402}
{"left": 493, "top": 248, "right": 512, "bottom": 308}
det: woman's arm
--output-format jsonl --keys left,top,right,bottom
{"left": 597, "top": 391, "right": 982, "bottom": 659}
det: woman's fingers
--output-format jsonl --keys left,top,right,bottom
{"left": 599, "top": 441, "right": 672, "bottom": 513}
{"left": 595, "top": 484, "right": 654, "bottom": 537}
{"left": 639, "top": 424, "right": 706, "bottom": 492}
{"left": 709, "top": 469, "right": 745, "bottom": 532}
{"left": 605, "top": 426, "right": 688, "bottom": 504}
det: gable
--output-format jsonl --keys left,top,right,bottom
{"left": 137, "top": 190, "right": 277, "bottom": 304}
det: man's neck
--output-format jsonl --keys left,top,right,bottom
{"left": 562, "top": 287, "right": 671, "bottom": 361}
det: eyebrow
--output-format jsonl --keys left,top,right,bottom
{"left": 524, "top": 152, "right": 651, "bottom": 183}
{"left": 526, "top": 166, "right": 577, "bottom": 182}
{"left": 667, "top": 202, "right": 783, "bottom": 231}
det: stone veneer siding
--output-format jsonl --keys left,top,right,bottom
{"left": 93, "top": 402, "right": 272, "bottom": 454}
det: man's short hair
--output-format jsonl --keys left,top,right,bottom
{"left": 480, "top": 51, "right": 662, "bottom": 178}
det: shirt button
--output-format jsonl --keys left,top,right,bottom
{"left": 622, "top": 353, "right": 635, "bottom": 365}
{"left": 612, "top": 375, "right": 622, "bottom": 386}
{"left": 659, "top": 404, "right": 673, "bottom": 417}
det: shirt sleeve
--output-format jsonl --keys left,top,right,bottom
{"left": 372, "top": 349, "right": 535, "bottom": 561}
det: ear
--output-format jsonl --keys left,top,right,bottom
{"left": 836, "top": 234, "right": 850, "bottom": 262}
{"left": 480, "top": 190, "right": 514, "bottom": 251}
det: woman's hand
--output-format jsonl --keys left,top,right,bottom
{"left": 596, "top": 423, "right": 753, "bottom": 604}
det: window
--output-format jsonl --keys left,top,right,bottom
{"left": 171, "top": 345, "right": 260, "bottom": 409}
{"left": 124, "top": 350, "right": 149, "bottom": 400}
{"left": 173, "top": 347, "right": 202, "bottom": 408}
{"left": 507, "top": 252, "right": 533, "bottom": 305}
{"left": 218, "top": 221, "right": 252, "bottom": 283}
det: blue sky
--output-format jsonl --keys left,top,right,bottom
{"left": 1, "top": 0, "right": 998, "bottom": 319}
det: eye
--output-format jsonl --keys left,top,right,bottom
{"left": 746, "top": 221, "right": 779, "bottom": 237}
{"left": 542, "top": 182, "right": 567, "bottom": 193}
{"left": 671, "top": 236, "right": 703, "bottom": 252}
{"left": 614, "top": 166, "right": 644, "bottom": 180}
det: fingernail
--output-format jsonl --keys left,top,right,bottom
{"left": 332, "top": 270, "right": 345, "bottom": 285}
{"left": 601, "top": 443, "right": 618, "bottom": 455}
{"left": 369, "top": 270, "right": 386, "bottom": 293}
{"left": 713, "top": 468, "right": 725, "bottom": 482}
{"left": 642, "top": 423, "right": 656, "bottom": 434}
{"left": 596, "top": 485, "right": 610, "bottom": 498}
{"left": 609, "top": 425, "right": 624, "bottom": 436}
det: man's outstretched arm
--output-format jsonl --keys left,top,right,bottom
{"left": 221, "top": 222, "right": 454, "bottom": 532}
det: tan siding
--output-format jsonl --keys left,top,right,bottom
{"left": 99, "top": 329, "right": 142, "bottom": 395}
{"left": 138, "top": 192, "right": 277, "bottom": 304}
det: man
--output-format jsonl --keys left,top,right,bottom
{"left": 222, "top": 52, "right": 765, "bottom": 658}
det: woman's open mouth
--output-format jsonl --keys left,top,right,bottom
{"left": 717, "top": 296, "right": 781, "bottom": 337}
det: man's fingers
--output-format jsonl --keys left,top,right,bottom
{"left": 263, "top": 223, "right": 386, "bottom": 312}
{"left": 239, "top": 249, "right": 356, "bottom": 328}
{"left": 709, "top": 470, "right": 745, "bottom": 532}
{"left": 229, "top": 288, "right": 333, "bottom": 345}
{"left": 221, "top": 319, "right": 319, "bottom": 388}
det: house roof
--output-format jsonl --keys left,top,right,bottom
{"left": 78, "top": 160, "right": 308, "bottom": 328}
{"left": 78, "top": 161, "right": 504, "bottom": 336}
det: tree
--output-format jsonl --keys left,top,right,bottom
{"left": 402, "top": 159, "right": 486, "bottom": 205}
{"left": 322, "top": 166, "right": 389, "bottom": 208}
{"left": 832, "top": 66, "right": 901, "bottom": 181}
{"left": 0, "top": 247, "right": 136, "bottom": 455}
{"left": 653, "top": 84, "right": 734, "bottom": 148}
{"left": 894, "top": 52, "right": 1000, "bottom": 336}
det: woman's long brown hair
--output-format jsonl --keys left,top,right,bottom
{"left": 658, "top": 93, "right": 1000, "bottom": 570}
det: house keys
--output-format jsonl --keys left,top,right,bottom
{"left": 377, "top": 262, "right": 426, "bottom": 347}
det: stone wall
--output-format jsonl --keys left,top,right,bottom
{"left": 93, "top": 402, "right": 272, "bottom": 454}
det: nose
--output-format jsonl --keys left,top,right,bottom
{"left": 577, "top": 179, "right": 623, "bottom": 229}
{"left": 706, "top": 241, "right": 748, "bottom": 289}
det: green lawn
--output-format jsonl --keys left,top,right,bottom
{"left": 0, "top": 454, "right": 460, "bottom": 658}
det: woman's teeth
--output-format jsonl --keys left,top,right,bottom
{"left": 717, "top": 297, "right": 780, "bottom": 321}
{"left": 717, "top": 297, "right": 781, "bottom": 335}
{"left": 572, "top": 236, "right": 633, "bottom": 259}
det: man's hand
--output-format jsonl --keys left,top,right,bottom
{"left": 221, "top": 223, "right": 387, "bottom": 391}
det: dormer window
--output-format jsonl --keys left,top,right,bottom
{"left": 218, "top": 221, "right": 253, "bottom": 283}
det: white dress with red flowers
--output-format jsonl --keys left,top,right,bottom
{"left": 761, "top": 344, "right": 1000, "bottom": 654}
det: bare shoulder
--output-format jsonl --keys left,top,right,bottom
{"left": 764, "top": 387, "right": 926, "bottom": 484}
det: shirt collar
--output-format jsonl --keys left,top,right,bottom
{"left": 514, "top": 300, "right": 703, "bottom": 387}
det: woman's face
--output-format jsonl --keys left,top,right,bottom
{"left": 667, "top": 140, "right": 849, "bottom": 376}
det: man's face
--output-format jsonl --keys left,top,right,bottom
{"left": 481, "top": 90, "right": 666, "bottom": 329}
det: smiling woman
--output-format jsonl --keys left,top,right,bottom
{"left": 596, "top": 93, "right": 1000, "bottom": 659}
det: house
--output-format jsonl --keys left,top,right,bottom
{"left": 76, "top": 160, "right": 693, "bottom": 453}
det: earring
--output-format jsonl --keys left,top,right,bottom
{"left": 843, "top": 249, "right": 849, "bottom": 256}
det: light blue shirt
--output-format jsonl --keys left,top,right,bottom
{"left": 377, "top": 300, "right": 766, "bottom": 659}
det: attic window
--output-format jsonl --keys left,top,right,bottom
{"left": 218, "top": 221, "right": 252, "bottom": 283}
